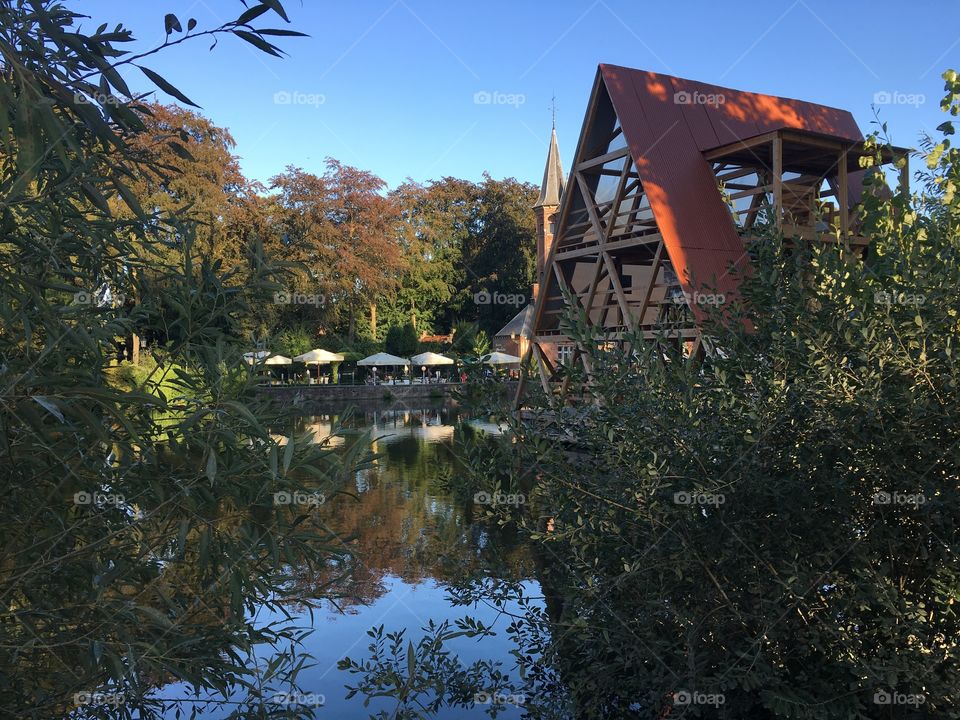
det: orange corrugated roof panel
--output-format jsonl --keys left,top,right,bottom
{"left": 598, "top": 64, "right": 864, "bottom": 321}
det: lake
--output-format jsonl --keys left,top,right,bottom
{"left": 160, "top": 401, "right": 539, "bottom": 719}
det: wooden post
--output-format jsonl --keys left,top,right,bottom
{"left": 838, "top": 149, "right": 849, "bottom": 238}
{"left": 772, "top": 135, "right": 783, "bottom": 231}
{"left": 602, "top": 251, "right": 635, "bottom": 333}
{"left": 899, "top": 153, "right": 910, "bottom": 199}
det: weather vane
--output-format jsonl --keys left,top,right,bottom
{"left": 550, "top": 92, "right": 557, "bottom": 129}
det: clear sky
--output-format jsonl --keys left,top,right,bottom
{"left": 84, "top": 0, "right": 958, "bottom": 190}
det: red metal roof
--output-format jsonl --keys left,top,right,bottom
{"left": 598, "top": 64, "right": 864, "bottom": 320}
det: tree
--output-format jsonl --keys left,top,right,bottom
{"left": 116, "top": 102, "right": 252, "bottom": 267}
{"left": 268, "top": 161, "right": 404, "bottom": 341}
{"left": 0, "top": 3, "right": 352, "bottom": 718}
{"left": 390, "top": 177, "right": 477, "bottom": 334}
{"left": 390, "top": 175, "right": 537, "bottom": 338}
{"left": 385, "top": 321, "right": 419, "bottom": 358}
{"left": 462, "top": 174, "right": 537, "bottom": 334}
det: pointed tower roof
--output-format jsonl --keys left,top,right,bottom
{"left": 534, "top": 127, "right": 565, "bottom": 208}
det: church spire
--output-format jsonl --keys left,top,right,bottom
{"left": 534, "top": 125, "right": 564, "bottom": 209}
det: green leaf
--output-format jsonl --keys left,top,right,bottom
{"left": 263, "top": 0, "right": 290, "bottom": 22}
{"left": 32, "top": 396, "right": 64, "bottom": 423}
{"left": 138, "top": 65, "right": 200, "bottom": 107}
{"left": 168, "top": 141, "right": 194, "bottom": 161}
{"left": 164, "top": 13, "right": 182, "bottom": 34}
{"left": 236, "top": 4, "right": 271, "bottom": 25}
{"left": 282, "top": 435, "right": 294, "bottom": 473}
{"left": 177, "top": 517, "right": 190, "bottom": 556}
{"left": 256, "top": 28, "right": 308, "bottom": 37}
{"left": 113, "top": 177, "right": 146, "bottom": 219}
{"left": 231, "top": 30, "right": 283, "bottom": 57}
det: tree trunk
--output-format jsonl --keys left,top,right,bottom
{"left": 369, "top": 302, "right": 377, "bottom": 338}
{"left": 126, "top": 333, "right": 140, "bottom": 364}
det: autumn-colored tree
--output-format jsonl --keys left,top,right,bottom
{"left": 268, "top": 160, "right": 404, "bottom": 341}
{"left": 116, "top": 103, "right": 257, "bottom": 269}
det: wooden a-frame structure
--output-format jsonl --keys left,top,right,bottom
{"left": 518, "top": 64, "right": 909, "bottom": 403}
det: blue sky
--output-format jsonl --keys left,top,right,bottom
{"left": 84, "top": 0, "right": 958, "bottom": 190}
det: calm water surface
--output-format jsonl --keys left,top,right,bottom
{"left": 162, "top": 402, "right": 538, "bottom": 719}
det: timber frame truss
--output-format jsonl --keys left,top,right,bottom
{"left": 706, "top": 129, "right": 909, "bottom": 247}
{"left": 519, "top": 76, "right": 909, "bottom": 405}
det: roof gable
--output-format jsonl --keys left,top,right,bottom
{"left": 596, "top": 64, "right": 864, "bottom": 311}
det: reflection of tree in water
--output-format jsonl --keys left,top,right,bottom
{"left": 287, "top": 416, "right": 533, "bottom": 612}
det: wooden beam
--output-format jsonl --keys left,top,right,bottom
{"left": 575, "top": 146, "right": 631, "bottom": 172}
{"left": 703, "top": 131, "right": 779, "bottom": 162}
{"left": 555, "top": 233, "right": 663, "bottom": 261}
{"left": 714, "top": 166, "right": 760, "bottom": 183}
{"left": 636, "top": 240, "right": 665, "bottom": 327}
{"left": 837, "top": 148, "right": 849, "bottom": 237}
{"left": 513, "top": 340, "right": 534, "bottom": 409}
{"left": 601, "top": 250, "right": 636, "bottom": 332}
{"left": 604, "top": 155, "right": 635, "bottom": 242}
{"left": 533, "top": 343, "right": 554, "bottom": 398}
{"left": 899, "top": 153, "right": 910, "bottom": 199}
{"left": 576, "top": 172, "right": 607, "bottom": 243}
{"left": 772, "top": 135, "right": 783, "bottom": 231}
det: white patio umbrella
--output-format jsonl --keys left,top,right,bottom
{"left": 357, "top": 352, "right": 410, "bottom": 384}
{"left": 294, "top": 348, "right": 345, "bottom": 364}
{"left": 294, "top": 349, "right": 345, "bottom": 380}
{"left": 410, "top": 351, "right": 454, "bottom": 366}
{"left": 357, "top": 352, "right": 410, "bottom": 367}
{"left": 410, "top": 351, "right": 453, "bottom": 381}
{"left": 244, "top": 350, "right": 292, "bottom": 365}
{"left": 261, "top": 354, "right": 292, "bottom": 365}
{"left": 243, "top": 350, "right": 271, "bottom": 364}
{"left": 245, "top": 351, "right": 292, "bottom": 383}
{"left": 482, "top": 351, "right": 521, "bottom": 365}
